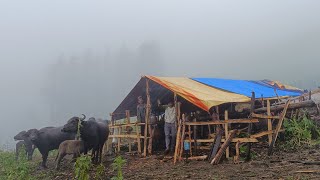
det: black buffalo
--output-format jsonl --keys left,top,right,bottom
{"left": 28, "top": 126, "right": 77, "bottom": 168}
{"left": 14, "top": 130, "right": 36, "bottom": 161}
{"left": 62, "top": 115, "right": 109, "bottom": 164}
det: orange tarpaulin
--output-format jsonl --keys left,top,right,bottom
{"left": 146, "top": 76, "right": 250, "bottom": 111}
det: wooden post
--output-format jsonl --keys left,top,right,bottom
{"left": 174, "top": 119, "right": 182, "bottom": 164}
{"left": 117, "top": 126, "right": 121, "bottom": 152}
{"left": 234, "top": 141, "right": 240, "bottom": 164}
{"left": 179, "top": 114, "right": 186, "bottom": 161}
{"left": 246, "top": 92, "right": 255, "bottom": 161}
{"left": 211, "top": 130, "right": 238, "bottom": 165}
{"left": 267, "top": 100, "right": 272, "bottom": 145}
{"left": 188, "top": 125, "right": 192, "bottom": 156}
{"left": 136, "top": 123, "right": 141, "bottom": 154}
{"left": 126, "top": 110, "right": 131, "bottom": 153}
{"left": 268, "top": 100, "right": 291, "bottom": 156}
{"left": 224, "top": 110, "right": 229, "bottom": 159}
{"left": 143, "top": 78, "right": 150, "bottom": 157}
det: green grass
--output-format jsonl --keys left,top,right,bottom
{"left": 0, "top": 147, "right": 36, "bottom": 180}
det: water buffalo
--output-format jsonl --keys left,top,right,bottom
{"left": 14, "top": 130, "right": 36, "bottom": 161}
{"left": 62, "top": 115, "right": 109, "bottom": 164}
{"left": 55, "top": 140, "right": 85, "bottom": 170}
{"left": 28, "top": 126, "right": 77, "bottom": 168}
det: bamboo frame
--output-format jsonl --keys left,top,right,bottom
{"left": 224, "top": 110, "right": 229, "bottom": 158}
{"left": 143, "top": 79, "right": 150, "bottom": 157}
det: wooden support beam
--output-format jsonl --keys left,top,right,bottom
{"left": 211, "top": 130, "right": 238, "bottom": 165}
{"left": 184, "top": 138, "right": 258, "bottom": 143}
{"left": 208, "top": 127, "right": 222, "bottom": 162}
{"left": 174, "top": 118, "right": 182, "bottom": 164}
{"left": 179, "top": 114, "right": 186, "bottom": 161}
{"left": 254, "top": 100, "right": 315, "bottom": 113}
{"left": 251, "top": 113, "right": 280, "bottom": 119}
{"left": 143, "top": 79, "right": 150, "bottom": 157}
{"left": 246, "top": 92, "right": 255, "bottom": 161}
{"left": 267, "top": 100, "right": 272, "bottom": 145}
{"left": 224, "top": 110, "right": 229, "bottom": 159}
{"left": 136, "top": 124, "right": 141, "bottom": 154}
{"left": 109, "top": 123, "right": 146, "bottom": 128}
{"left": 109, "top": 135, "right": 146, "bottom": 138}
{"left": 188, "top": 125, "right": 192, "bottom": 156}
{"left": 185, "top": 119, "right": 259, "bottom": 126}
{"left": 268, "top": 100, "right": 291, "bottom": 156}
{"left": 250, "top": 129, "right": 285, "bottom": 138}
{"left": 234, "top": 141, "right": 240, "bottom": 164}
{"left": 117, "top": 126, "right": 121, "bottom": 152}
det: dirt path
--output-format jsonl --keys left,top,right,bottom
{"left": 30, "top": 146, "right": 320, "bottom": 180}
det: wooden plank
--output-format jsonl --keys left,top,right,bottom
{"left": 185, "top": 119, "right": 259, "bottom": 126}
{"left": 211, "top": 130, "right": 238, "bottom": 165}
{"left": 184, "top": 138, "right": 258, "bottom": 143}
{"left": 267, "top": 100, "right": 272, "bottom": 145}
{"left": 188, "top": 155, "right": 208, "bottom": 161}
{"left": 224, "top": 110, "right": 229, "bottom": 159}
{"left": 109, "top": 123, "right": 146, "bottom": 128}
{"left": 208, "top": 127, "right": 222, "bottom": 162}
{"left": 250, "top": 129, "right": 284, "bottom": 138}
{"left": 109, "top": 135, "right": 145, "bottom": 138}
{"left": 251, "top": 113, "right": 280, "bottom": 119}
{"left": 268, "top": 100, "right": 290, "bottom": 156}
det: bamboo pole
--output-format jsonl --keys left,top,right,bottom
{"left": 268, "top": 100, "right": 291, "bottom": 156}
{"left": 234, "top": 141, "right": 240, "bottom": 164}
{"left": 179, "top": 114, "right": 186, "bottom": 161}
{"left": 224, "top": 110, "right": 229, "bottom": 158}
{"left": 188, "top": 125, "right": 192, "bottom": 156}
{"left": 136, "top": 123, "right": 141, "bottom": 154}
{"left": 267, "top": 100, "right": 272, "bottom": 145}
{"left": 126, "top": 110, "right": 131, "bottom": 153}
{"left": 117, "top": 126, "right": 121, "bottom": 152}
{"left": 143, "top": 79, "right": 150, "bottom": 157}
{"left": 246, "top": 92, "right": 255, "bottom": 161}
{"left": 174, "top": 118, "right": 182, "bottom": 164}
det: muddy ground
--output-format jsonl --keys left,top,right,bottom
{"left": 31, "top": 144, "right": 320, "bottom": 180}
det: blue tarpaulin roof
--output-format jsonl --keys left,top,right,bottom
{"left": 192, "top": 78, "right": 302, "bottom": 98}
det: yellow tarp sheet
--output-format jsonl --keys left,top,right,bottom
{"left": 146, "top": 76, "right": 250, "bottom": 111}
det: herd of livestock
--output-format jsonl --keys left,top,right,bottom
{"left": 13, "top": 114, "right": 110, "bottom": 170}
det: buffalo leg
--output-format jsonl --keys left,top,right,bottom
{"left": 41, "top": 152, "right": 49, "bottom": 168}
{"left": 55, "top": 152, "right": 66, "bottom": 170}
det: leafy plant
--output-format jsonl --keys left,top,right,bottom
{"left": 74, "top": 155, "right": 92, "bottom": 180}
{"left": 95, "top": 163, "right": 105, "bottom": 180}
{"left": 283, "top": 113, "right": 320, "bottom": 149}
{"left": 0, "top": 146, "right": 34, "bottom": 180}
{"left": 111, "top": 156, "right": 126, "bottom": 180}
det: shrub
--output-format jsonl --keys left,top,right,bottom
{"left": 74, "top": 155, "right": 92, "bottom": 180}
{"left": 111, "top": 156, "right": 126, "bottom": 180}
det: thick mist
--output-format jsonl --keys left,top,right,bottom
{"left": 1, "top": 0, "right": 320, "bottom": 148}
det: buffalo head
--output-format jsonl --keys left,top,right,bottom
{"left": 62, "top": 114, "right": 86, "bottom": 133}
{"left": 28, "top": 129, "right": 40, "bottom": 142}
{"left": 14, "top": 131, "right": 28, "bottom": 141}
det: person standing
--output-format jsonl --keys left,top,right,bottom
{"left": 137, "top": 96, "right": 146, "bottom": 136}
{"left": 157, "top": 99, "right": 177, "bottom": 154}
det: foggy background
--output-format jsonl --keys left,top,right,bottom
{"left": 1, "top": 0, "right": 320, "bottom": 148}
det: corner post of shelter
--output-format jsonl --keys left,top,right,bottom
{"left": 267, "top": 100, "right": 272, "bottom": 145}
{"left": 126, "top": 110, "right": 132, "bottom": 153}
{"left": 246, "top": 91, "right": 255, "bottom": 161}
{"left": 143, "top": 78, "right": 150, "bottom": 157}
{"left": 224, "top": 110, "right": 229, "bottom": 158}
